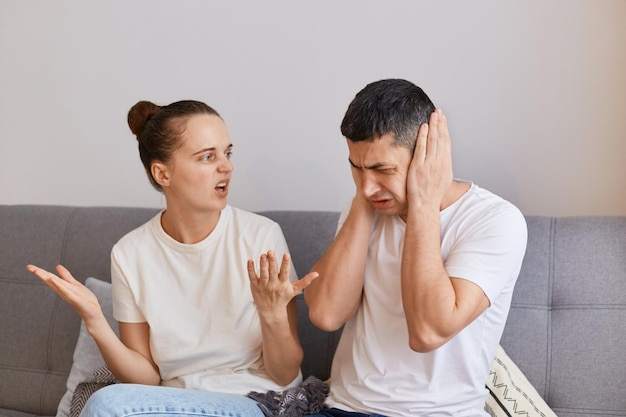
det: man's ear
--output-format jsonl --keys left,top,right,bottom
{"left": 151, "top": 161, "right": 170, "bottom": 188}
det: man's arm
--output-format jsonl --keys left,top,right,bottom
{"left": 401, "top": 109, "right": 490, "bottom": 352}
{"left": 401, "top": 208, "right": 490, "bottom": 352}
{"left": 304, "top": 194, "right": 373, "bottom": 331}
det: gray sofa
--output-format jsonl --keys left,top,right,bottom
{"left": 1, "top": 205, "right": 625, "bottom": 417}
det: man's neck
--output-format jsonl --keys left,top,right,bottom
{"left": 440, "top": 180, "right": 472, "bottom": 211}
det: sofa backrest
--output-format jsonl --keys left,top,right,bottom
{"left": 259, "top": 211, "right": 343, "bottom": 381}
{"left": 0, "top": 206, "right": 341, "bottom": 415}
{"left": 0, "top": 206, "right": 160, "bottom": 415}
{"left": 499, "top": 216, "right": 626, "bottom": 417}
{"left": 1, "top": 205, "right": 625, "bottom": 417}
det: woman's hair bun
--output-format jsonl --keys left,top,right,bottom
{"left": 127, "top": 100, "right": 160, "bottom": 139}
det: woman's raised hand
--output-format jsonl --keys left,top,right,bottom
{"left": 247, "top": 251, "right": 318, "bottom": 316}
{"left": 26, "top": 264, "right": 103, "bottom": 325}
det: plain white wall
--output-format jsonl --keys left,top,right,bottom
{"left": 1, "top": 0, "right": 625, "bottom": 216}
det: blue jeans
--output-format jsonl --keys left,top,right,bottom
{"left": 79, "top": 384, "right": 264, "bottom": 417}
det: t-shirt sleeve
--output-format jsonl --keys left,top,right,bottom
{"left": 111, "top": 246, "right": 146, "bottom": 323}
{"left": 336, "top": 204, "right": 351, "bottom": 236}
{"left": 444, "top": 206, "right": 528, "bottom": 303}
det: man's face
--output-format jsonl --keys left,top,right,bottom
{"left": 347, "top": 133, "right": 412, "bottom": 219}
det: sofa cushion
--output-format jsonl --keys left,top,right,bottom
{"left": 56, "top": 278, "right": 118, "bottom": 417}
{"left": 501, "top": 216, "right": 626, "bottom": 416}
{"left": 486, "top": 345, "right": 556, "bottom": 417}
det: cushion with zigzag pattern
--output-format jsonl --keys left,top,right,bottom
{"left": 485, "top": 345, "right": 557, "bottom": 417}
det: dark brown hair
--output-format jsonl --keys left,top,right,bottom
{"left": 127, "top": 100, "right": 221, "bottom": 191}
{"left": 341, "top": 79, "right": 435, "bottom": 152}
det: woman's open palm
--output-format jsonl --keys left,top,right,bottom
{"left": 247, "top": 251, "right": 317, "bottom": 315}
{"left": 26, "top": 264, "right": 103, "bottom": 325}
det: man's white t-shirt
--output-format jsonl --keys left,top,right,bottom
{"left": 325, "top": 183, "right": 528, "bottom": 417}
{"left": 111, "top": 205, "right": 301, "bottom": 394}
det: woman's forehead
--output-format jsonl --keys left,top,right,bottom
{"left": 179, "top": 114, "right": 230, "bottom": 149}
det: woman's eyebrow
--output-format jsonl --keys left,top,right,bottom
{"left": 193, "top": 147, "right": 216, "bottom": 155}
{"left": 192, "top": 144, "right": 233, "bottom": 155}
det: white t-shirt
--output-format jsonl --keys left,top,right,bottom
{"left": 325, "top": 183, "right": 528, "bottom": 417}
{"left": 111, "top": 205, "right": 301, "bottom": 394}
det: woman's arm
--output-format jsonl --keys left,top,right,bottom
{"left": 26, "top": 264, "right": 161, "bottom": 385}
{"left": 247, "top": 251, "right": 317, "bottom": 386}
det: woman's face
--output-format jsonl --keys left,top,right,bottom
{"left": 157, "top": 113, "right": 233, "bottom": 214}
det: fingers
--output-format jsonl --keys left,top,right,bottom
{"left": 55, "top": 264, "right": 79, "bottom": 284}
{"left": 428, "top": 109, "right": 440, "bottom": 155}
{"left": 255, "top": 252, "right": 270, "bottom": 283}
{"left": 247, "top": 252, "right": 318, "bottom": 305}
{"left": 292, "top": 271, "right": 319, "bottom": 293}
{"left": 267, "top": 251, "right": 279, "bottom": 281}
{"left": 247, "top": 251, "right": 302, "bottom": 289}
{"left": 248, "top": 251, "right": 282, "bottom": 284}
{"left": 246, "top": 259, "right": 258, "bottom": 280}
{"left": 278, "top": 253, "right": 291, "bottom": 282}
{"left": 414, "top": 112, "right": 437, "bottom": 164}
{"left": 412, "top": 109, "right": 451, "bottom": 165}
{"left": 27, "top": 264, "right": 65, "bottom": 288}
{"left": 26, "top": 264, "right": 87, "bottom": 309}
{"left": 26, "top": 264, "right": 50, "bottom": 282}
{"left": 414, "top": 122, "right": 428, "bottom": 163}
{"left": 434, "top": 109, "right": 450, "bottom": 158}
{"left": 27, "top": 264, "right": 77, "bottom": 283}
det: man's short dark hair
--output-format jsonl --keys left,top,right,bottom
{"left": 340, "top": 79, "right": 436, "bottom": 151}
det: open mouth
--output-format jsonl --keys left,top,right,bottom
{"left": 216, "top": 180, "right": 229, "bottom": 193}
{"left": 370, "top": 199, "right": 392, "bottom": 209}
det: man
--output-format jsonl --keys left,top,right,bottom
{"left": 304, "top": 79, "right": 527, "bottom": 417}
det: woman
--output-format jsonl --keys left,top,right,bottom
{"left": 27, "top": 100, "right": 318, "bottom": 416}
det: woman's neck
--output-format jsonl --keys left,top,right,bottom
{"left": 160, "top": 206, "right": 222, "bottom": 244}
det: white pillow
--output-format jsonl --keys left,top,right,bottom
{"left": 485, "top": 345, "right": 557, "bottom": 417}
{"left": 56, "top": 278, "right": 118, "bottom": 417}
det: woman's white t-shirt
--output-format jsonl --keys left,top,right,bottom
{"left": 111, "top": 205, "right": 301, "bottom": 394}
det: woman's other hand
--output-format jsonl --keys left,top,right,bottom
{"left": 247, "top": 251, "right": 318, "bottom": 317}
{"left": 26, "top": 264, "right": 103, "bottom": 326}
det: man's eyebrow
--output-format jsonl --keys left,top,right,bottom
{"left": 348, "top": 158, "right": 390, "bottom": 170}
{"left": 192, "top": 143, "right": 233, "bottom": 156}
